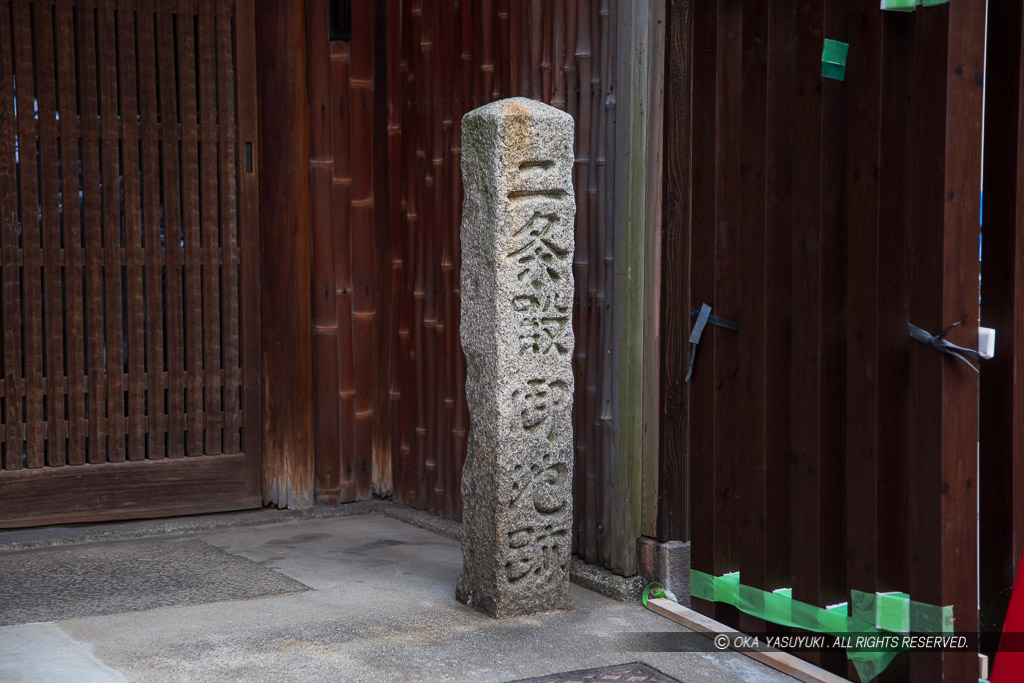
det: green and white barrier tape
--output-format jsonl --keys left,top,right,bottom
{"left": 686, "top": 569, "right": 954, "bottom": 683}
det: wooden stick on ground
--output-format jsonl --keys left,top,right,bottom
{"left": 645, "top": 598, "right": 850, "bottom": 683}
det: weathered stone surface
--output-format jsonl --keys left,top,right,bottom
{"left": 456, "top": 98, "right": 576, "bottom": 617}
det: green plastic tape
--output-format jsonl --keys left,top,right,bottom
{"left": 691, "top": 570, "right": 715, "bottom": 602}
{"left": 642, "top": 582, "right": 666, "bottom": 607}
{"left": 716, "top": 571, "right": 740, "bottom": 605}
{"left": 764, "top": 587, "right": 792, "bottom": 626}
{"left": 821, "top": 39, "right": 849, "bottom": 81}
{"left": 851, "top": 590, "right": 955, "bottom": 634}
{"left": 688, "top": 569, "right": 955, "bottom": 683}
{"left": 880, "top": 0, "right": 950, "bottom": 8}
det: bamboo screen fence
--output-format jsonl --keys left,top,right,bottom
{"left": 305, "top": 0, "right": 620, "bottom": 564}
{"left": 0, "top": 0, "right": 262, "bottom": 526}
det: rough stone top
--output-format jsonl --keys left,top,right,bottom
{"left": 462, "top": 97, "right": 573, "bottom": 126}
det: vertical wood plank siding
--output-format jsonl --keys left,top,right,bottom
{"left": 305, "top": 1, "right": 620, "bottom": 566}
{"left": 680, "top": 2, "right": 984, "bottom": 679}
{"left": 0, "top": 0, "right": 263, "bottom": 526}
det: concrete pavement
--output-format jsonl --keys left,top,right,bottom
{"left": 0, "top": 508, "right": 796, "bottom": 682}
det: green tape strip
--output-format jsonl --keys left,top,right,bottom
{"left": 689, "top": 570, "right": 955, "bottom": 683}
{"left": 691, "top": 570, "right": 715, "bottom": 602}
{"left": 716, "top": 571, "right": 740, "bottom": 605}
{"left": 881, "top": 0, "right": 950, "bottom": 8}
{"left": 821, "top": 39, "right": 849, "bottom": 81}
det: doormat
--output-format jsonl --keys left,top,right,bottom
{"left": 514, "top": 662, "right": 679, "bottom": 683}
{"left": 0, "top": 539, "right": 308, "bottom": 626}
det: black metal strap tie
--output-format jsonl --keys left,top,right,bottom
{"left": 685, "top": 304, "right": 739, "bottom": 383}
{"left": 908, "top": 321, "right": 981, "bottom": 374}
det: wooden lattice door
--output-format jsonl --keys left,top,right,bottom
{"left": 0, "top": 0, "right": 262, "bottom": 527}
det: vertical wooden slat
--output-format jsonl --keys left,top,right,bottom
{"left": 788, "top": 0, "right": 824, "bottom": 641}
{"left": 912, "top": 3, "right": 982, "bottom": 679}
{"left": 611, "top": 0, "right": 652, "bottom": 576}
{"left": 763, "top": 0, "right": 795, "bottom": 623}
{"left": 331, "top": 40, "right": 356, "bottom": 502}
{"left": 157, "top": 0, "right": 185, "bottom": 458}
{"left": 736, "top": 0, "right": 767, "bottom": 636}
{"left": 350, "top": 0, "right": 375, "bottom": 502}
{"left": 137, "top": 0, "right": 165, "bottom": 459}
{"left": 844, "top": 2, "right": 882, "bottom": 676}
{"left": 116, "top": 0, "right": 145, "bottom": 461}
{"left": 709, "top": 0, "right": 743, "bottom": 624}
{"left": 599, "top": 0, "right": 612, "bottom": 566}
{"left": 56, "top": 0, "right": 86, "bottom": 465}
{"left": 383, "top": 0, "right": 403, "bottom": 503}
{"left": 13, "top": 0, "right": 46, "bottom": 468}
{"left": 178, "top": 0, "right": 203, "bottom": 457}
{"left": 79, "top": 0, "right": 108, "bottom": 465}
{"left": 571, "top": 0, "right": 595, "bottom": 558}
{"left": 197, "top": 0, "right": 222, "bottom": 456}
{"left": 439, "top": 4, "right": 451, "bottom": 509}
{"left": 234, "top": 0, "right": 262, "bottom": 495}
{"left": 35, "top": 0, "right": 67, "bottom": 467}
{"left": 306, "top": 0, "right": 340, "bottom": 504}
{"left": 817, "top": 4, "right": 851, "bottom": 671}
{"left": 875, "top": 14, "right": 915, "bottom": 678}
{"left": 0, "top": 0, "right": 25, "bottom": 470}
{"left": 98, "top": 0, "right": 126, "bottom": 463}
{"left": 656, "top": 0, "right": 692, "bottom": 543}
{"left": 217, "top": 0, "right": 240, "bottom": 455}
{"left": 372, "top": 0, "right": 394, "bottom": 503}
{"left": 598, "top": 0, "right": 616, "bottom": 572}
{"left": 687, "top": 0, "right": 717, "bottom": 617}
{"left": 639, "top": 0, "right": 665, "bottom": 540}
{"left": 904, "top": 9, "right": 953, "bottom": 681}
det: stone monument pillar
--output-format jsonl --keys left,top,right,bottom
{"left": 456, "top": 98, "right": 576, "bottom": 618}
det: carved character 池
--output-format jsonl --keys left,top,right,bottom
{"left": 509, "top": 453, "right": 569, "bottom": 514}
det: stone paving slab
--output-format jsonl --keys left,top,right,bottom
{"left": 0, "top": 538, "right": 308, "bottom": 626}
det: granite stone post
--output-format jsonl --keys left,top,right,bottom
{"left": 455, "top": 98, "right": 576, "bottom": 618}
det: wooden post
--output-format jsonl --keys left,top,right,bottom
{"left": 640, "top": 0, "right": 667, "bottom": 541}
{"left": 657, "top": 0, "right": 693, "bottom": 544}
{"left": 905, "top": 5, "right": 983, "bottom": 680}
{"left": 255, "top": 0, "right": 315, "bottom": 509}
{"left": 612, "top": 0, "right": 661, "bottom": 576}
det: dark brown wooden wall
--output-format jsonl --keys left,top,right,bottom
{"left": 681, "top": 1, "right": 983, "bottom": 679}
{"left": 305, "top": 0, "right": 620, "bottom": 566}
